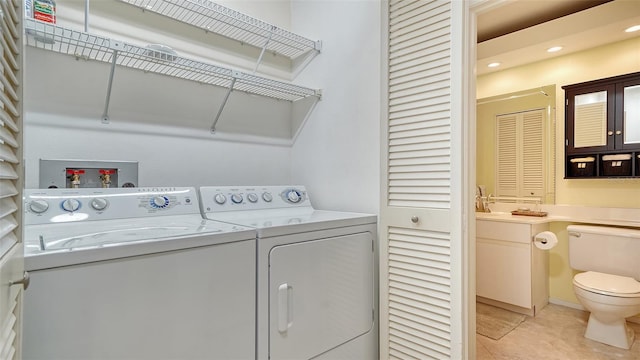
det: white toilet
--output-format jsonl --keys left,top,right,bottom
{"left": 568, "top": 225, "right": 640, "bottom": 349}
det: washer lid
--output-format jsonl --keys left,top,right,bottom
{"left": 574, "top": 271, "right": 640, "bottom": 295}
{"left": 24, "top": 214, "right": 253, "bottom": 255}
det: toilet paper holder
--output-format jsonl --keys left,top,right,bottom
{"left": 536, "top": 236, "right": 549, "bottom": 244}
{"left": 533, "top": 231, "right": 558, "bottom": 250}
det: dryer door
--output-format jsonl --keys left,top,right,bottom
{"left": 269, "top": 232, "right": 374, "bottom": 360}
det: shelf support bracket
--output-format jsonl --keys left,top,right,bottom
{"left": 253, "top": 26, "right": 275, "bottom": 74}
{"left": 84, "top": 0, "right": 90, "bottom": 32}
{"left": 210, "top": 73, "right": 238, "bottom": 133}
{"left": 102, "top": 40, "right": 125, "bottom": 124}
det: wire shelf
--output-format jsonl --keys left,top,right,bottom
{"left": 24, "top": 19, "right": 320, "bottom": 102}
{"left": 118, "top": 0, "right": 321, "bottom": 59}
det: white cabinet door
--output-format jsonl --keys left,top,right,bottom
{"left": 476, "top": 239, "right": 532, "bottom": 308}
{"left": 269, "top": 233, "right": 374, "bottom": 360}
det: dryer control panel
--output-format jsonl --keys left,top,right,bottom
{"left": 24, "top": 187, "right": 199, "bottom": 225}
{"left": 199, "top": 186, "right": 311, "bottom": 213}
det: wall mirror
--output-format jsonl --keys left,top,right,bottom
{"left": 477, "top": 85, "right": 556, "bottom": 204}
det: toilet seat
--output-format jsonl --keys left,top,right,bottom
{"left": 574, "top": 271, "right": 640, "bottom": 298}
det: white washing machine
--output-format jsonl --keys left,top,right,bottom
{"left": 199, "top": 185, "right": 378, "bottom": 360}
{"left": 23, "top": 187, "right": 256, "bottom": 360}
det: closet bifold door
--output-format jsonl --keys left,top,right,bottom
{"left": 381, "top": 0, "right": 467, "bottom": 359}
{"left": 0, "top": 0, "right": 25, "bottom": 359}
{"left": 495, "top": 109, "right": 545, "bottom": 199}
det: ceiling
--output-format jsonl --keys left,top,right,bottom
{"left": 476, "top": 0, "right": 640, "bottom": 75}
{"left": 477, "top": 0, "right": 611, "bottom": 42}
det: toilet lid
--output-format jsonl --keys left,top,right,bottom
{"left": 574, "top": 271, "right": 640, "bottom": 295}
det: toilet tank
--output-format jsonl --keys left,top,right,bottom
{"left": 568, "top": 225, "right": 640, "bottom": 280}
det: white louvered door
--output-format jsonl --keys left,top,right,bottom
{"left": 495, "top": 114, "right": 517, "bottom": 197}
{"left": 381, "top": 1, "right": 467, "bottom": 359}
{"left": 0, "top": 0, "right": 24, "bottom": 359}
{"left": 495, "top": 109, "right": 545, "bottom": 199}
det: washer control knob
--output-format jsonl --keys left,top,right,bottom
{"left": 262, "top": 192, "right": 273, "bottom": 202}
{"left": 61, "top": 199, "right": 81, "bottom": 212}
{"left": 231, "top": 194, "right": 243, "bottom": 204}
{"left": 29, "top": 200, "right": 49, "bottom": 213}
{"left": 91, "top": 198, "right": 109, "bottom": 211}
{"left": 247, "top": 193, "right": 259, "bottom": 203}
{"left": 285, "top": 189, "right": 302, "bottom": 203}
{"left": 151, "top": 196, "right": 169, "bottom": 208}
{"left": 214, "top": 194, "right": 227, "bottom": 205}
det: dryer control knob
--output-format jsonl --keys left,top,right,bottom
{"left": 29, "top": 200, "right": 49, "bottom": 213}
{"left": 214, "top": 193, "right": 227, "bottom": 205}
{"left": 247, "top": 193, "right": 259, "bottom": 203}
{"left": 262, "top": 192, "right": 273, "bottom": 202}
{"left": 151, "top": 196, "right": 169, "bottom": 208}
{"left": 231, "top": 194, "right": 243, "bottom": 204}
{"left": 91, "top": 198, "right": 109, "bottom": 211}
{"left": 285, "top": 190, "right": 302, "bottom": 203}
{"left": 61, "top": 199, "right": 81, "bottom": 212}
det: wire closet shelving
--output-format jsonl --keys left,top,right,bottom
{"left": 117, "top": 0, "right": 322, "bottom": 60}
{"left": 23, "top": 1, "right": 321, "bottom": 132}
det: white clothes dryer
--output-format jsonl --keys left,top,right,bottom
{"left": 199, "top": 185, "right": 378, "bottom": 360}
{"left": 23, "top": 187, "right": 256, "bottom": 360}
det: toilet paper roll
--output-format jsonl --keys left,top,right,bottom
{"left": 533, "top": 231, "right": 558, "bottom": 250}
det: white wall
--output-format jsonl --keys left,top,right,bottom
{"left": 289, "top": 1, "right": 381, "bottom": 214}
{"left": 23, "top": 113, "right": 291, "bottom": 188}
{"left": 24, "top": 1, "right": 295, "bottom": 189}
{"left": 24, "top": 0, "right": 381, "bottom": 215}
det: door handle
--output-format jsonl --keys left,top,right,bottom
{"left": 277, "top": 283, "right": 293, "bottom": 333}
{"left": 9, "top": 271, "right": 30, "bottom": 290}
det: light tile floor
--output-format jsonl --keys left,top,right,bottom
{"left": 476, "top": 304, "right": 640, "bottom": 359}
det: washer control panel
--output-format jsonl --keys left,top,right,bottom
{"left": 199, "top": 186, "right": 310, "bottom": 212}
{"left": 24, "top": 187, "right": 199, "bottom": 225}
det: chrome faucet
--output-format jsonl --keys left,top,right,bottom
{"left": 484, "top": 194, "right": 492, "bottom": 213}
{"left": 475, "top": 195, "right": 491, "bottom": 213}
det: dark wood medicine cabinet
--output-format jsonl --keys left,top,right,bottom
{"left": 563, "top": 71, "right": 640, "bottom": 178}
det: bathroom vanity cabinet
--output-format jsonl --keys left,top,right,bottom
{"left": 476, "top": 219, "right": 549, "bottom": 316}
{"left": 563, "top": 71, "right": 640, "bottom": 178}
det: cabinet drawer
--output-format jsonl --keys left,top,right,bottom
{"left": 476, "top": 220, "right": 531, "bottom": 244}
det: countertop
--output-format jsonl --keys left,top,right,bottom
{"left": 475, "top": 204, "right": 640, "bottom": 228}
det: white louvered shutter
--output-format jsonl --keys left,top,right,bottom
{"left": 495, "top": 114, "right": 517, "bottom": 197}
{"left": 495, "top": 109, "right": 545, "bottom": 199}
{"left": 574, "top": 102, "right": 607, "bottom": 148}
{"left": 381, "top": 1, "right": 465, "bottom": 359}
{"left": 0, "top": 0, "right": 24, "bottom": 359}
{"left": 521, "top": 110, "right": 544, "bottom": 197}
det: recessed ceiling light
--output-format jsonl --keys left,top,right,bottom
{"left": 547, "top": 46, "right": 563, "bottom": 53}
{"left": 488, "top": 62, "right": 501, "bottom": 68}
{"left": 625, "top": 25, "right": 640, "bottom": 33}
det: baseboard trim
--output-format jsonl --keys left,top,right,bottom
{"left": 477, "top": 296, "right": 537, "bottom": 317}
{"left": 548, "top": 298, "right": 584, "bottom": 311}
{"left": 548, "top": 297, "right": 640, "bottom": 324}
